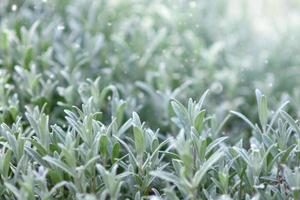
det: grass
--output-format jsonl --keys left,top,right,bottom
{"left": 1, "top": 0, "right": 300, "bottom": 199}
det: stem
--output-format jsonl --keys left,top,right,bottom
{"left": 239, "top": 169, "right": 245, "bottom": 199}
{"left": 294, "top": 190, "right": 300, "bottom": 200}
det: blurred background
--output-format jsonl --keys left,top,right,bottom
{"left": 1, "top": 0, "right": 300, "bottom": 142}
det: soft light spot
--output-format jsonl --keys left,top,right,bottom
{"left": 210, "top": 82, "right": 223, "bottom": 94}
{"left": 57, "top": 25, "right": 65, "bottom": 31}
{"left": 255, "top": 184, "right": 265, "bottom": 189}
{"left": 250, "top": 144, "right": 258, "bottom": 149}
{"left": 73, "top": 43, "right": 80, "bottom": 49}
{"left": 189, "top": 1, "right": 197, "bottom": 8}
{"left": 11, "top": 4, "right": 18, "bottom": 11}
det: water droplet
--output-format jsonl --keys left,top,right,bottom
{"left": 43, "top": 0, "right": 48, "bottom": 2}
{"left": 11, "top": 4, "right": 18, "bottom": 11}
{"left": 107, "top": 22, "right": 112, "bottom": 26}
{"left": 189, "top": 1, "right": 197, "bottom": 8}
{"left": 255, "top": 184, "right": 265, "bottom": 189}
{"left": 210, "top": 82, "right": 223, "bottom": 94}
{"left": 57, "top": 25, "right": 65, "bottom": 31}
{"left": 73, "top": 43, "right": 80, "bottom": 49}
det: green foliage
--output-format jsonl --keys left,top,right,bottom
{"left": 1, "top": 0, "right": 300, "bottom": 199}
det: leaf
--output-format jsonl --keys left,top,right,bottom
{"left": 205, "top": 137, "right": 228, "bottom": 156}
{"left": 82, "top": 156, "right": 100, "bottom": 171}
{"left": 43, "top": 156, "right": 76, "bottom": 177}
{"left": 1, "top": 150, "right": 12, "bottom": 178}
{"left": 197, "top": 89, "right": 210, "bottom": 110}
{"left": 230, "top": 111, "right": 262, "bottom": 134}
{"left": 280, "top": 111, "right": 300, "bottom": 136}
{"left": 171, "top": 99, "right": 190, "bottom": 134}
{"left": 99, "top": 135, "right": 109, "bottom": 157}
{"left": 133, "top": 126, "right": 145, "bottom": 157}
{"left": 215, "top": 114, "right": 231, "bottom": 136}
{"left": 23, "top": 46, "right": 33, "bottom": 69}
{"left": 266, "top": 101, "right": 289, "bottom": 134}
{"left": 194, "top": 110, "right": 206, "bottom": 133}
{"left": 4, "top": 183, "right": 21, "bottom": 199}
{"left": 132, "top": 112, "right": 142, "bottom": 127}
{"left": 233, "top": 147, "right": 252, "bottom": 167}
{"left": 49, "top": 181, "right": 69, "bottom": 195}
{"left": 30, "top": 138, "right": 48, "bottom": 155}
{"left": 114, "top": 136, "right": 138, "bottom": 167}
{"left": 25, "top": 146, "right": 50, "bottom": 167}
{"left": 144, "top": 138, "right": 170, "bottom": 168}
{"left": 150, "top": 170, "right": 182, "bottom": 187}
{"left": 112, "top": 142, "right": 120, "bottom": 164}
{"left": 280, "top": 145, "right": 295, "bottom": 164}
{"left": 116, "top": 101, "right": 127, "bottom": 126}
{"left": 117, "top": 118, "right": 133, "bottom": 136}
{"left": 193, "top": 150, "right": 224, "bottom": 186}
{"left": 256, "top": 89, "right": 268, "bottom": 132}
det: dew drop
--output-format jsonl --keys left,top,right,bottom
{"left": 11, "top": 4, "right": 18, "bottom": 11}
{"left": 250, "top": 144, "right": 258, "bottom": 149}
{"left": 264, "top": 59, "right": 269, "bottom": 64}
{"left": 57, "top": 25, "right": 65, "bottom": 31}
{"left": 255, "top": 184, "right": 265, "bottom": 189}
{"left": 270, "top": 110, "right": 275, "bottom": 116}
{"left": 73, "top": 43, "right": 80, "bottom": 49}
{"left": 210, "top": 82, "right": 223, "bottom": 94}
{"left": 189, "top": 1, "right": 197, "bottom": 8}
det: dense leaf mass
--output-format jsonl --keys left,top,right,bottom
{"left": 1, "top": 0, "right": 300, "bottom": 199}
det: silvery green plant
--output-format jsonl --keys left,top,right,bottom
{"left": 1, "top": 0, "right": 300, "bottom": 199}
{"left": 150, "top": 92, "right": 226, "bottom": 199}
{"left": 0, "top": 70, "right": 19, "bottom": 124}
{"left": 0, "top": 80, "right": 300, "bottom": 199}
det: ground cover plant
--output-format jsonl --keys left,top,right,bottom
{"left": 1, "top": 0, "right": 300, "bottom": 199}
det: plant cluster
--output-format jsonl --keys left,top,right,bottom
{"left": 1, "top": 84, "right": 300, "bottom": 199}
{"left": 1, "top": 0, "right": 300, "bottom": 199}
